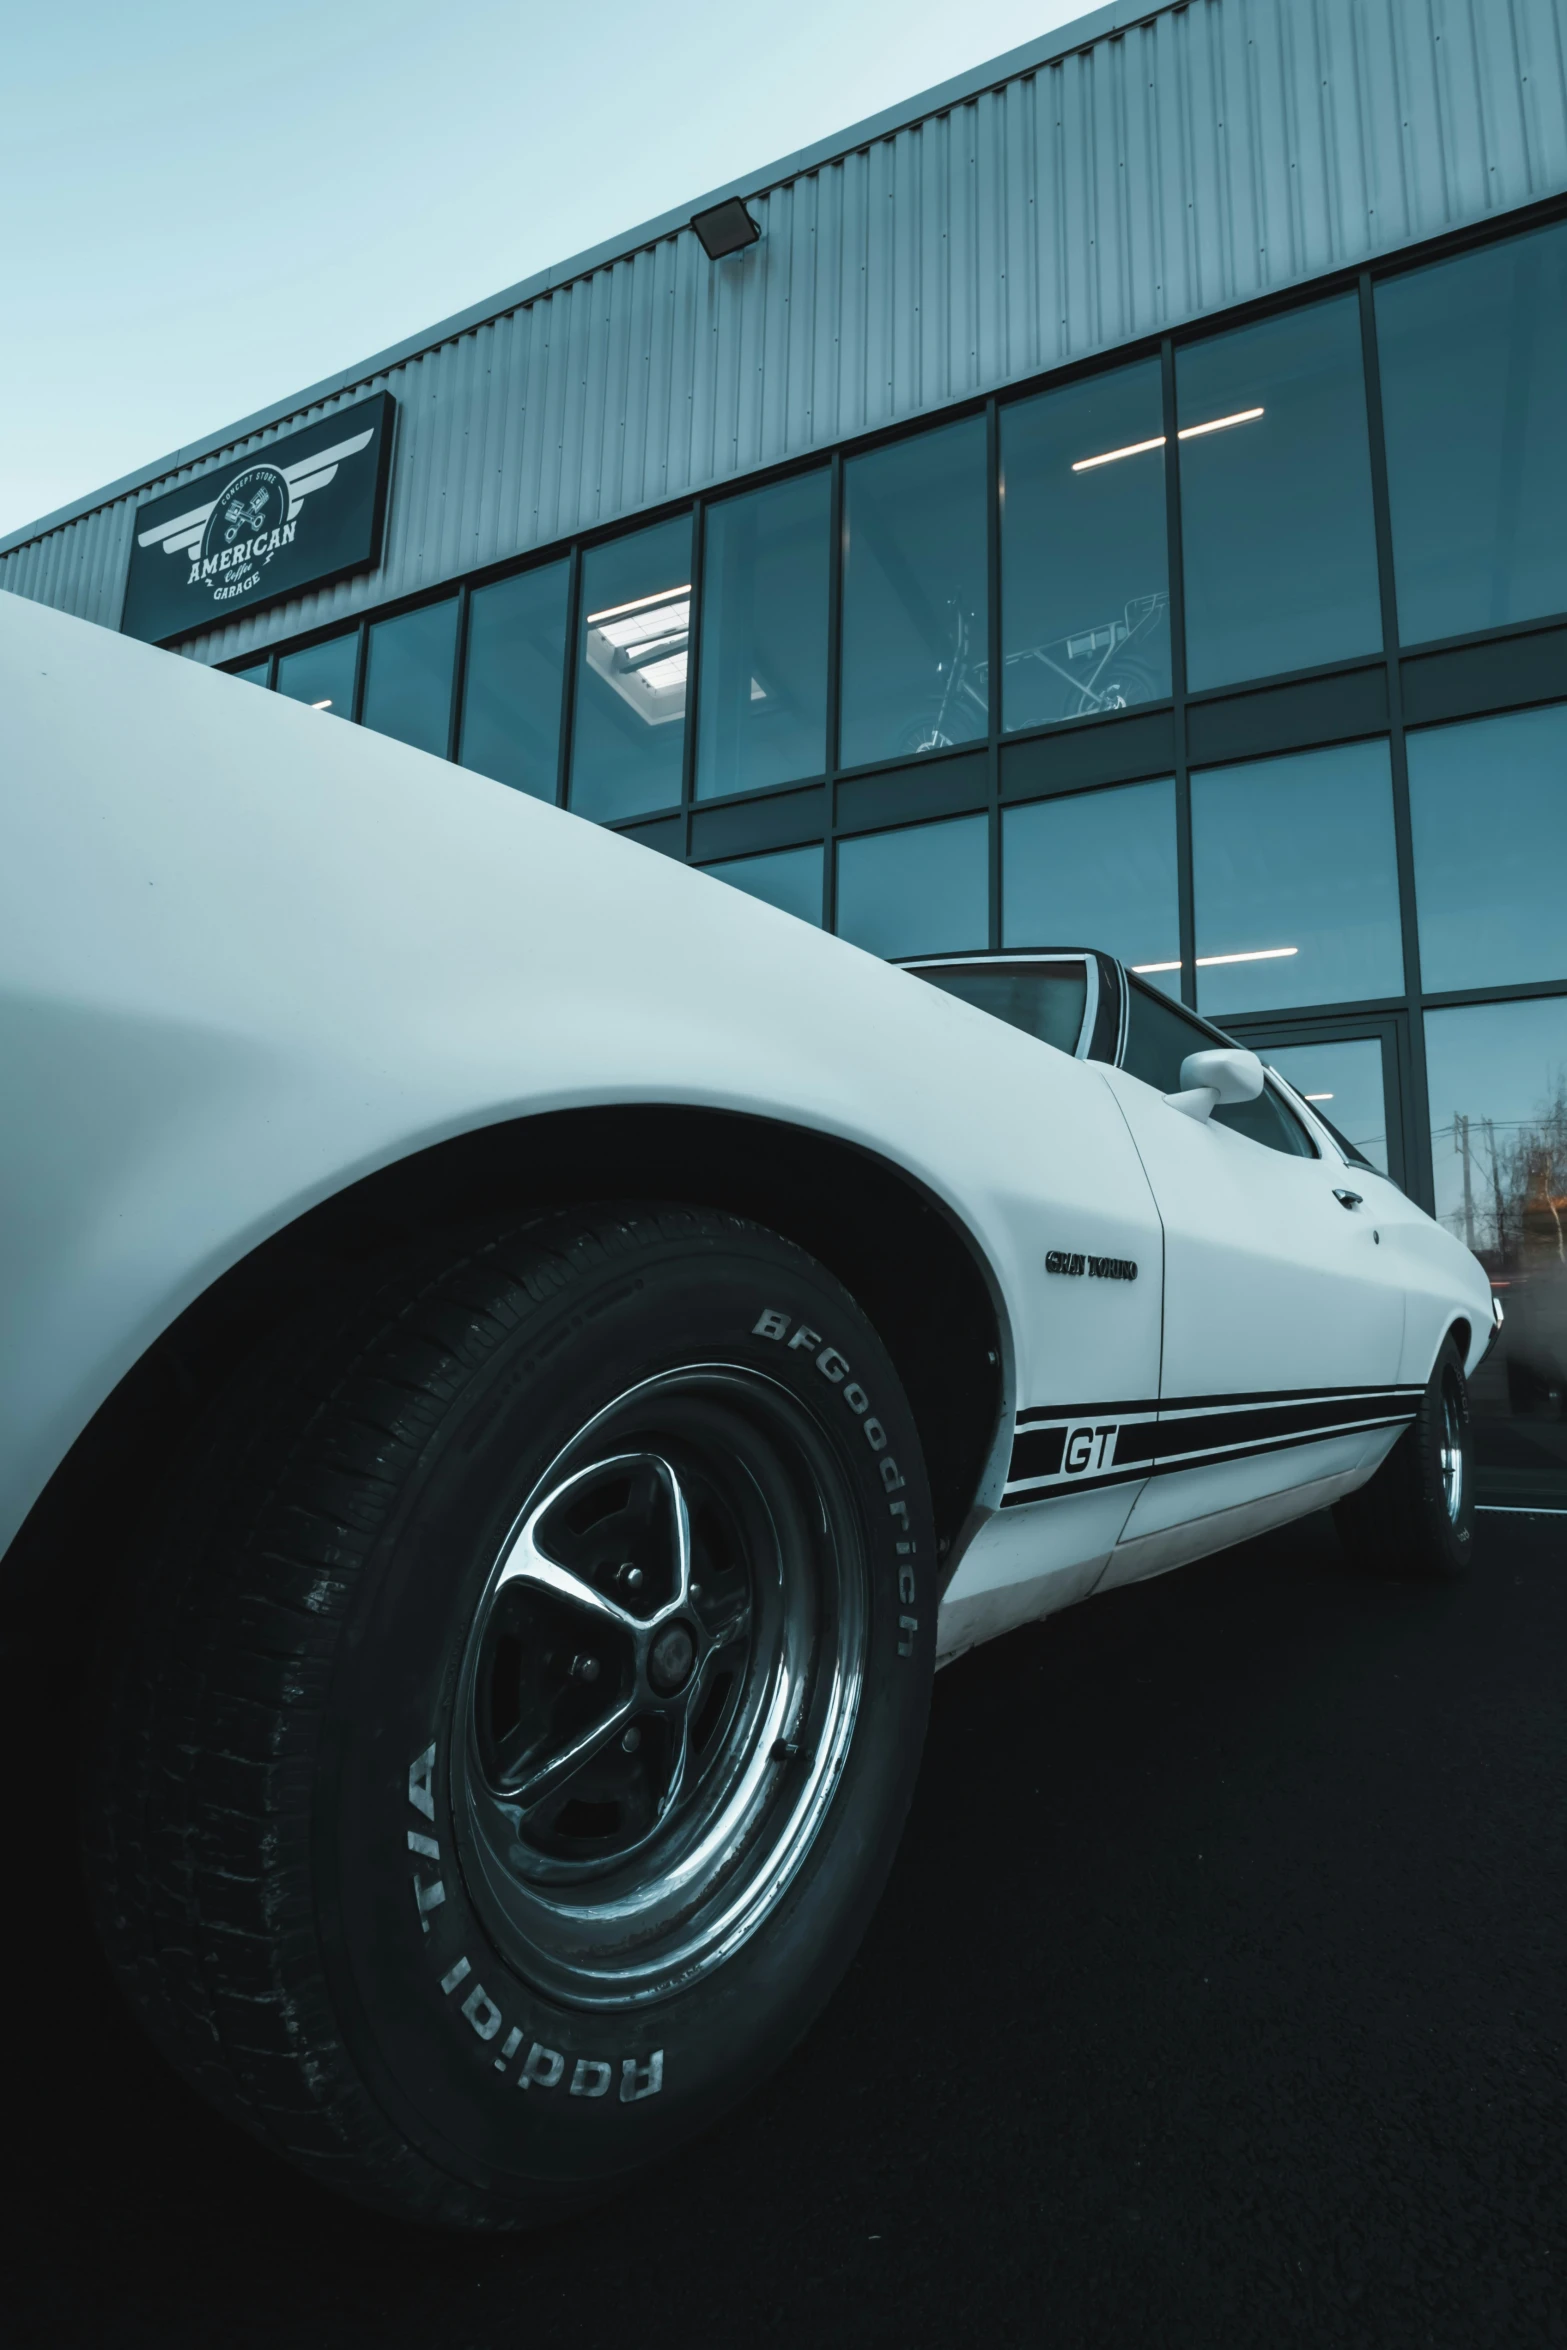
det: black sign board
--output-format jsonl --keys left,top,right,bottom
{"left": 121, "top": 391, "right": 395, "bottom": 644}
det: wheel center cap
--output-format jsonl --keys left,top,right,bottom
{"left": 647, "top": 1622, "right": 696, "bottom": 1695}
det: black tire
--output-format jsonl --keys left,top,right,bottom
{"left": 1332, "top": 1337, "right": 1475, "bottom": 1579}
{"left": 85, "top": 1205, "right": 936, "bottom": 2230}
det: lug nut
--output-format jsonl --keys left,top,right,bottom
{"left": 570, "top": 1653, "right": 601, "bottom": 1683}
{"left": 621, "top": 1727, "right": 642, "bottom": 1754}
{"left": 617, "top": 1563, "right": 644, "bottom": 1589}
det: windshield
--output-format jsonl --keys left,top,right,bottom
{"left": 911, "top": 960, "right": 1089, "bottom": 1056}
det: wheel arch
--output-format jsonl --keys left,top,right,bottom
{"left": 7, "top": 1104, "right": 1010, "bottom": 1624}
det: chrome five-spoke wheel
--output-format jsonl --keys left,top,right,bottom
{"left": 456, "top": 1367, "right": 870, "bottom": 2007}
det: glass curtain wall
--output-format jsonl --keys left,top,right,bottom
{"left": 569, "top": 517, "right": 692, "bottom": 823}
{"left": 459, "top": 561, "right": 569, "bottom": 799}
{"left": 697, "top": 472, "right": 830, "bottom": 799}
{"left": 839, "top": 418, "right": 989, "bottom": 768}
{"left": 230, "top": 208, "right": 1567, "bottom": 1508}
{"left": 1000, "top": 359, "right": 1170, "bottom": 728}
{"left": 1176, "top": 297, "right": 1382, "bottom": 690}
{"left": 361, "top": 599, "right": 458, "bottom": 755}
{"left": 1376, "top": 219, "right": 1567, "bottom": 647}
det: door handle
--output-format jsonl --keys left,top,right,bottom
{"left": 1333, "top": 1187, "right": 1364, "bottom": 1210}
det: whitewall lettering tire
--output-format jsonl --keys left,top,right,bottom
{"left": 85, "top": 1206, "right": 935, "bottom": 2229}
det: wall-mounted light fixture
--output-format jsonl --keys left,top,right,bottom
{"left": 691, "top": 197, "right": 761, "bottom": 260}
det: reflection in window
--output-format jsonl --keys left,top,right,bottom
{"left": 276, "top": 631, "right": 358, "bottom": 717}
{"left": 1407, "top": 703, "right": 1567, "bottom": 995}
{"left": 1424, "top": 996, "right": 1567, "bottom": 1505}
{"left": 697, "top": 473, "right": 829, "bottom": 800}
{"left": 840, "top": 419, "right": 988, "bottom": 769}
{"left": 1258, "top": 1039, "right": 1390, "bottom": 1175}
{"left": 1177, "top": 297, "right": 1382, "bottom": 691}
{"left": 1001, "top": 360, "right": 1170, "bottom": 729}
{"left": 1191, "top": 741, "right": 1403, "bottom": 1016}
{"left": 1002, "top": 778, "right": 1179, "bottom": 995}
{"left": 835, "top": 815, "right": 988, "bottom": 959}
{"left": 459, "top": 562, "right": 568, "bottom": 799}
{"left": 362, "top": 599, "right": 458, "bottom": 756}
{"left": 702, "top": 844, "right": 823, "bottom": 926}
{"left": 569, "top": 517, "right": 692, "bottom": 824}
{"left": 1377, "top": 222, "right": 1567, "bottom": 646}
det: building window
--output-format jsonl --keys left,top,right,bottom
{"left": 276, "top": 631, "right": 358, "bottom": 717}
{"left": 839, "top": 417, "right": 988, "bottom": 770}
{"left": 459, "top": 561, "right": 569, "bottom": 800}
{"left": 569, "top": 516, "right": 692, "bottom": 824}
{"left": 697, "top": 472, "right": 830, "bottom": 801}
{"left": 1407, "top": 702, "right": 1567, "bottom": 995}
{"left": 1376, "top": 220, "right": 1567, "bottom": 647}
{"left": 231, "top": 658, "right": 270, "bottom": 686}
{"left": 1191, "top": 740, "right": 1403, "bottom": 1017}
{"left": 1000, "top": 359, "right": 1170, "bottom": 730}
{"left": 1176, "top": 296, "right": 1382, "bottom": 692}
{"left": 1002, "top": 777, "right": 1179, "bottom": 992}
{"left": 1424, "top": 995, "right": 1567, "bottom": 1500}
{"left": 701, "top": 843, "right": 824, "bottom": 925}
{"left": 361, "top": 599, "right": 458, "bottom": 756}
{"left": 835, "top": 814, "right": 989, "bottom": 958}
{"left": 1258, "top": 1038, "right": 1391, "bottom": 1176}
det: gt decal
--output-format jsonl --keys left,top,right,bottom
{"left": 752, "top": 1307, "right": 921, "bottom": 1657}
{"left": 407, "top": 1748, "right": 663, "bottom": 2102}
{"left": 1063, "top": 1424, "right": 1118, "bottom": 1475}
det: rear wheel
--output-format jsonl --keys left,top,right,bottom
{"left": 85, "top": 1205, "right": 935, "bottom": 2229}
{"left": 1333, "top": 1337, "right": 1475, "bottom": 1578}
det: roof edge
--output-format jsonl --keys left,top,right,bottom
{"left": 1, "top": 1, "right": 1169, "bottom": 557}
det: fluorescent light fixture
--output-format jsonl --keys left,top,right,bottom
{"left": 1072, "top": 406, "right": 1263, "bottom": 472}
{"left": 1131, "top": 946, "right": 1298, "bottom": 974}
{"left": 310, "top": 698, "right": 332, "bottom": 709}
{"left": 585, "top": 583, "right": 691, "bottom": 725}
{"left": 691, "top": 198, "right": 760, "bottom": 260}
{"left": 1177, "top": 406, "right": 1264, "bottom": 441}
{"left": 1071, "top": 434, "right": 1166, "bottom": 474}
{"left": 1304, "top": 1092, "right": 1334, "bottom": 1102}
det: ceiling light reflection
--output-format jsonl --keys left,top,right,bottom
{"left": 1131, "top": 946, "right": 1299, "bottom": 974}
{"left": 1072, "top": 406, "right": 1263, "bottom": 471}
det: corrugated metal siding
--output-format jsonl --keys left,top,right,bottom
{"left": 4, "top": 0, "right": 1565, "bottom": 661}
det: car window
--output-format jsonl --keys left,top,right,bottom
{"left": 912, "top": 961, "right": 1089, "bottom": 1056}
{"left": 1120, "top": 977, "right": 1216, "bottom": 1092}
{"left": 1297, "top": 1099, "right": 1378, "bottom": 1172}
{"left": 1212, "top": 1082, "right": 1318, "bottom": 1157}
{"left": 1121, "top": 977, "right": 1317, "bottom": 1157}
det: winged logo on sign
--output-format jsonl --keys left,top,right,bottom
{"left": 135, "top": 428, "right": 375, "bottom": 609}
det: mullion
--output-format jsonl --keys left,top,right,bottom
{"left": 681, "top": 496, "right": 707, "bottom": 858}
{"left": 823, "top": 449, "right": 846, "bottom": 933}
{"left": 446, "top": 582, "right": 471, "bottom": 766}
{"left": 555, "top": 544, "right": 584, "bottom": 811}
{"left": 1161, "top": 335, "right": 1196, "bottom": 1010}
{"left": 1358, "top": 268, "right": 1435, "bottom": 1212}
{"left": 985, "top": 395, "right": 1002, "bottom": 949}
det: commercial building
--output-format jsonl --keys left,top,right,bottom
{"left": 5, "top": 0, "right": 1566, "bottom": 1501}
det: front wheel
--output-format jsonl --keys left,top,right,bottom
{"left": 86, "top": 1206, "right": 936, "bottom": 2229}
{"left": 1333, "top": 1337, "right": 1476, "bottom": 1578}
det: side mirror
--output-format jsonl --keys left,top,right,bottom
{"left": 1164, "top": 1046, "right": 1265, "bottom": 1122}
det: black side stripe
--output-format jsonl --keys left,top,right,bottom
{"left": 1002, "top": 1385, "right": 1422, "bottom": 1507}
{"left": 1014, "top": 1380, "right": 1421, "bottom": 1430}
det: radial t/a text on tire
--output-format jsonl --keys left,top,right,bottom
{"left": 85, "top": 1205, "right": 937, "bottom": 2229}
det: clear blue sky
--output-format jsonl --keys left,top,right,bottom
{"left": 1, "top": 0, "right": 1086, "bottom": 538}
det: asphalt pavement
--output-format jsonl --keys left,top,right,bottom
{"left": 14, "top": 1509, "right": 1565, "bottom": 2350}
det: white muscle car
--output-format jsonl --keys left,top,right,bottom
{"left": 0, "top": 591, "right": 1492, "bottom": 2229}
